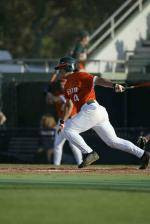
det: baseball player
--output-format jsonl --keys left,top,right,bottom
{"left": 46, "top": 78, "right": 82, "bottom": 165}
{"left": 55, "top": 56, "right": 150, "bottom": 169}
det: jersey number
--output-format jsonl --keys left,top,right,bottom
{"left": 73, "top": 94, "right": 79, "bottom": 102}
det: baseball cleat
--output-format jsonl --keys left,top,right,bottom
{"left": 78, "top": 151, "right": 99, "bottom": 168}
{"left": 139, "top": 151, "right": 150, "bottom": 170}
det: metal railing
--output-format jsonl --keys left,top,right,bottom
{"left": 0, "top": 58, "right": 58, "bottom": 74}
{"left": 0, "top": 57, "right": 149, "bottom": 75}
{"left": 86, "top": 59, "right": 126, "bottom": 74}
{"left": 88, "top": 0, "right": 148, "bottom": 54}
{"left": 0, "top": 58, "right": 126, "bottom": 74}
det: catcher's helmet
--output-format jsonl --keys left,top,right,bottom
{"left": 55, "top": 56, "right": 76, "bottom": 72}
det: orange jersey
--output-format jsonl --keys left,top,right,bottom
{"left": 64, "top": 72, "right": 96, "bottom": 112}
{"left": 50, "top": 80, "right": 76, "bottom": 118}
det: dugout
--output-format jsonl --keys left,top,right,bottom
{"left": 0, "top": 72, "right": 149, "bottom": 164}
{"left": 0, "top": 73, "right": 150, "bottom": 128}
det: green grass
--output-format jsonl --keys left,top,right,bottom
{"left": 0, "top": 165, "right": 150, "bottom": 224}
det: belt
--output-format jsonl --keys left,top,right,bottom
{"left": 86, "top": 99, "right": 95, "bottom": 105}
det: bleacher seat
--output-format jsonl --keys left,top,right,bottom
{"left": 127, "top": 40, "right": 150, "bottom": 74}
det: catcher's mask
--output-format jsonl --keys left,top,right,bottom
{"left": 55, "top": 56, "right": 77, "bottom": 72}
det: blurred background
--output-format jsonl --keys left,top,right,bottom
{"left": 0, "top": 0, "right": 149, "bottom": 165}
{"left": 0, "top": 0, "right": 125, "bottom": 58}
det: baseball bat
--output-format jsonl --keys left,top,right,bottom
{"left": 125, "top": 82, "right": 150, "bottom": 90}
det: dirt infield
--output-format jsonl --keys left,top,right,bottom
{"left": 0, "top": 165, "right": 150, "bottom": 175}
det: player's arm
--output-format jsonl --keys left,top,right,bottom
{"left": 58, "top": 99, "right": 73, "bottom": 133}
{"left": 49, "top": 70, "right": 59, "bottom": 83}
{"left": 94, "top": 76, "right": 125, "bottom": 92}
{"left": 62, "top": 99, "right": 73, "bottom": 121}
{"left": 46, "top": 92, "right": 58, "bottom": 104}
{"left": 46, "top": 92, "right": 65, "bottom": 105}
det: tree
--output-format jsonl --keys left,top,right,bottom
{"left": 0, "top": 0, "right": 125, "bottom": 58}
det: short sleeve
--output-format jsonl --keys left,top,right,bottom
{"left": 84, "top": 73, "right": 94, "bottom": 90}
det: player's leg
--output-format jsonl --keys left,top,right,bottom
{"left": 69, "top": 142, "right": 83, "bottom": 165}
{"left": 63, "top": 128, "right": 92, "bottom": 154}
{"left": 93, "top": 120, "right": 144, "bottom": 158}
{"left": 63, "top": 103, "right": 101, "bottom": 166}
{"left": 93, "top": 118, "right": 150, "bottom": 169}
{"left": 63, "top": 103, "right": 102, "bottom": 154}
{"left": 53, "top": 131, "right": 66, "bottom": 165}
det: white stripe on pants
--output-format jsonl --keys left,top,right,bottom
{"left": 63, "top": 101, "right": 144, "bottom": 158}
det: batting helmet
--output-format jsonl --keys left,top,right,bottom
{"left": 55, "top": 56, "right": 77, "bottom": 72}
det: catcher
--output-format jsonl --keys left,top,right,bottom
{"left": 137, "top": 134, "right": 150, "bottom": 150}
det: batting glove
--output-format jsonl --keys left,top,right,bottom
{"left": 57, "top": 119, "right": 65, "bottom": 134}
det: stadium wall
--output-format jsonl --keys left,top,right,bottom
{"left": 0, "top": 75, "right": 149, "bottom": 128}
{"left": 86, "top": 2, "right": 150, "bottom": 72}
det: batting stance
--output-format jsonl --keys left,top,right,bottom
{"left": 55, "top": 56, "right": 150, "bottom": 169}
{"left": 46, "top": 79, "right": 82, "bottom": 165}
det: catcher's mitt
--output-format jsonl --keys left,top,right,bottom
{"left": 137, "top": 136, "right": 147, "bottom": 149}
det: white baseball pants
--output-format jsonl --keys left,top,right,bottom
{"left": 53, "top": 129, "right": 83, "bottom": 165}
{"left": 62, "top": 101, "right": 144, "bottom": 158}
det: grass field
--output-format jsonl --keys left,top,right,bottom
{"left": 0, "top": 164, "right": 150, "bottom": 224}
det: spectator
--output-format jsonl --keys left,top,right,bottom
{"left": 0, "top": 112, "right": 6, "bottom": 125}
{"left": 70, "top": 30, "right": 90, "bottom": 71}
{"left": 36, "top": 114, "right": 56, "bottom": 163}
{"left": 50, "top": 30, "right": 90, "bottom": 83}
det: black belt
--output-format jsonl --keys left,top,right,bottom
{"left": 87, "top": 99, "right": 95, "bottom": 105}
